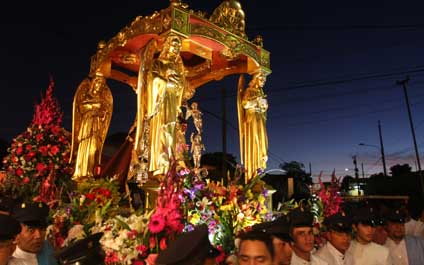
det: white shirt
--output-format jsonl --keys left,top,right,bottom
{"left": 346, "top": 240, "right": 392, "bottom": 265}
{"left": 315, "top": 242, "right": 354, "bottom": 265}
{"left": 384, "top": 238, "right": 409, "bottom": 265}
{"left": 291, "top": 251, "right": 329, "bottom": 265}
{"left": 404, "top": 219, "right": 424, "bottom": 239}
{"left": 9, "top": 247, "right": 38, "bottom": 265}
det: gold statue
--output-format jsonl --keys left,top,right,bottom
{"left": 190, "top": 132, "right": 205, "bottom": 169}
{"left": 133, "top": 34, "right": 186, "bottom": 178}
{"left": 237, "top": 72, "right": 268, "bottom": 182}
{"left": 70, "top": 73, "right": 113, "bottom": 181}
{"left": 186, "top": 102, "right": 203, "bottom": 134}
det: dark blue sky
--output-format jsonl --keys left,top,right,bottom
{"left": 1, "top": 0, "right": 424, "bottom": 180}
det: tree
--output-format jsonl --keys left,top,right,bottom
{"left": 390, "top": 164, "right": 412, "bottom": 177}
{"left": 340, "top": 175, "right": 354, "bottom": 192}
{"left": 279, "top": 161, "right": 306, "bottom": 178}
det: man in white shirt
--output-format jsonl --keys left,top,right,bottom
{"left": 346, "top": 206, "right": 392, "bottom": 265}
{"left": 384, "top": 208, "right": 424, "bottom": 265}
{"left": 288, "top": 207, "right": 328, "bottom": 265}
{"left": 9, "top": 203, "right": 57, "bottom": 265}
{"left": 315, "top": 212, "right": 353, "bottom": 265}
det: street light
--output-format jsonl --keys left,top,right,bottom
{"left": 358, "top": 142, "right": 387, "bottom": 176}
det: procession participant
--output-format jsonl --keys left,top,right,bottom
{"left": 10, "top": 203, "right": 57, "bottom": 265}
{"left": 156, "top": 224, "right": 220, "bottom": 265}
{"left": 0, "top": 215, "right": 21, "bottom": 265}
{"left": 372, "top": 213, "right": 388, "bottom": 245}
{"left": 252, "top": 215, "right": 293, "bottom": 265}
{"left": 384, "top": 208, "right": 424, "bottom": 265}
{"left": 0, "top": 196, "right": 15, "bottom": 215}
{"left": 288, "top": 207, "right": 328, "bottom": 265}
{"left": 55, "top": 233, "right": 104, "bottom": 265}
{"left": 237, "top": 230, "right": 274, "bottom": 265}
{"left": 346, "top": 207, "right": 392, "bottom": 265}
{"left": 315, "top": 212, "right": 353, "bottom": 265}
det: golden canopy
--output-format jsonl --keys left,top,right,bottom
{"left": 71, "top": 0, "right": 271, "bottom": 183}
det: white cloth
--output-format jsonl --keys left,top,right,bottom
{"left": 9, "top": 247, "right": 37, "bottom": 265}
{"left": 291, "top": 251, "right": 329, "bottom": 265}
{"left": 315, "top": 242, "right": 354, "bottom": 265}
{"left": 346, "top": 240, "right": 392, "bottom": 265}
{"left": 385, "top": 238, "right": 409, "bottom": 265}
{"left": 404, "top": 219, "right": 424, "bottom": 239}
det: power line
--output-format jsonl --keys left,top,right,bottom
{"left": 249, "top": 24, "right": 424, "bottom": 32}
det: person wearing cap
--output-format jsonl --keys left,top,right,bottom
{"left": 384, "top": 208, "right": 424, "bottom": 265}
{"left": 0, "top": 196, "right": 15, "bottom": 215}
{"left": 288, "top": 207, "right": 328, "bottom": 265}
{"left": 156, "top": 224, "right": 220, "bottom": 265}
{"left": 252, "top": 216, "right": 292, "bottom": 265}
{"left": 346, "top": 207, "right": 392, "bottom": 265}
{"left": 372, "top": 213, "right": 388, "bottom": 245}
{"left": 315, "top": 212, "right": 353, "bottom": 265}
{"left": 55, "top": 233, "right": 104, "bottom": 265}
{"left": 9, "top": 203, "right": 57, "bottom": 265}
{"left": 0, "top": 215, "right": 21, "bottom": 265}
{"left": 237, "top": 230, "right": 274, "bottom": 265}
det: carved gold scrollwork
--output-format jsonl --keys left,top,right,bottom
{"left": 209, "top": 0, "right": 247, "bottom": 39}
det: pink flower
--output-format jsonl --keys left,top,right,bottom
{"left": 136, "top": 244, "right": 148, "bottom": 257}
{"left": 133, "top": 261, "right": 145, "bottom": 265}
{"left": 16, "top": 147, "right": 23, "bottom": 155}
{"left": 38, "top": 146, "right": 48, "bottom": 156}
{"left": 145, "top": 254, "right": 158, "bottom": 265}
{"left": 22, "top": 177, "right": 30, "bottom": 184}
{"left": 159, "top": 238, "right": 167, "bottom": 250}
{"left": 149, "top": 236, "right": 156, "bottom": 249}
{"left": 35, "top": 133, "right": 44, "bottom": 142}
{"left": 50, "top": 145, "right": 60, "bottom": 156}
{"left": 36, "top": 163, "right": 48, "bottom": 174}
{"left": 25, "top": 144, "right": 32, "bottom": 151}
{"left": 51, "top": 126, "right": 61, "bottom": 135}
{"left": 148, "top": 213, "right": 166, "bottom": 234}
{"left": 15, "top": 168, "right": 24, "bottom": 177}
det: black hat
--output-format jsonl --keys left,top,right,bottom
{"left": 156, "top": 224, "right": 220, "bottom": 265}
{"left": 352, "top": 207, "right": 377, "bottom": 226}
{"left": 12, "top": 202, "right": 49, "bottom": 228}
{"left": 289, "top": 207, "right": 314, "bottom": 228}
{"left": 0, "top": 215, "right": 21, "bottom": 241}
{"left": 56, "top": 232, "right": 105, "bottom": 265}
{"left": 324, "top": 212, "right": 352, "bottom": 233}
{"left": 0, "top": 195, "right": 15, "bottom": 213}
{"left": 252, "top": 216, "right": 291, "bottom": 242}
{"left": 386, "top": 208, "right": 407, "bottom": 223}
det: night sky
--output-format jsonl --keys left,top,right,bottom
{"left": 1, "top": 0, "right": 424, "bottom": 180}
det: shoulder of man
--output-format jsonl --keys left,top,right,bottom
{"left": 311, "top": 254, "right": 329, "bottom": 265}
{"left": 7, "top": 257, "right": 26, "bottom": 265}
{"left": 368, "top": 242, "right": 390, "bottom": 255}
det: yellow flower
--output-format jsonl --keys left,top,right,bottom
{"left": 189, "top": 211, "right": 200, "bottom": 224}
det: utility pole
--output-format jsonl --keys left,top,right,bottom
{"left": 309, "top": 162, "right": 312, "bottom": 176}
{"left": 221, "top": 86, "right": 227, "bottom": 185}
{"left": 353, "top": 155, "right": 360, "bottom": 195}
{"left": 361, "top": 163, "right": 365, "bottom": 178}
{"left": 378, "top": 120, "right": 388, "bottom": 176}
{"left": 396, "top": 76, "right": 424, "bottom": 196}
{"left": 396, "top": 77, "right": 424, "bottom": 194}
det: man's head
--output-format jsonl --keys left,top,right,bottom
{"left": 352, "top": 207, "right": 377, "bottom": 244}
{"left": 0, "top": 215, "right": 21, "bottom": 265}
{"left": 12, "top": 203, "right": 49, "bottom": 253}
{"left": 324, "top": 213, "right": 352, "bottom": 254}
{"left": 237, "top": 231, "right": 274, "bottom": 265}
{"left": 252, "top": 216, "right": 292, "bottom": 265}
{"left": 288, "top": 208, "right": 315, "bottom": 258}
{"left": 385, "top": 209, "right": 406, "bottom": 243}
{"left": 156, "top": 224, "right": 220, "bottom": 265}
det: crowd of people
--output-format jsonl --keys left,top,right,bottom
{"left": 1, "top": 196, "right": 424, "bottom": 265}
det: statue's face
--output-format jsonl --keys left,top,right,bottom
{"left": 256, "top": 74, "right": 266, "bottom": 87}
{"left": 166, "top": 37, "right": 181, "bottom": 58}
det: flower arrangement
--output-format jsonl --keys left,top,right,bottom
{"left": 48, "top": 178, "right": 122, "bottom": 249}
{"left": 2, "top": 78, "right": 74, "bottom": 207}
{"left": 182, "top": 167, "right": 271, "bottom": 256}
